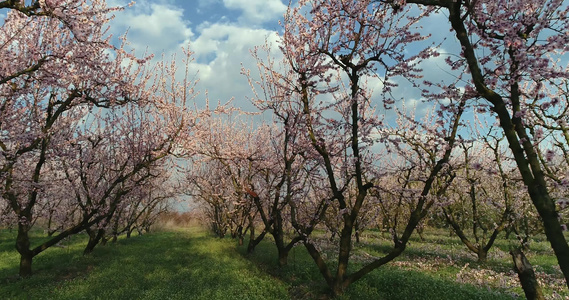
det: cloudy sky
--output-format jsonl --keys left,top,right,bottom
{"left": 106, "top": 0, "right": 289, "bottom": 112}
{"left": 104, "top": 0, "right": 460, "bottom": 116}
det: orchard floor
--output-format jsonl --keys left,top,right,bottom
{"left": 0, "top": 227, "right": 566, "bottom": 299}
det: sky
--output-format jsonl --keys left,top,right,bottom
{"left": 104, "top": 0, "right": 459, "bottom": 116}
{"left": 106, "top": 0, "right": 290, "bottom": 113}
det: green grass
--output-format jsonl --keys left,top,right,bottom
{"left": 351, "top": 228, "right": 567, "bottom": 298}
{"left": 1, "top": 228, "right": 288, "bottom": 300}
{"left": 239, "top": 234, "right": 521, "bottom": 299}
{"left": 0, "top": 227, "right": 566, "bottom": 299}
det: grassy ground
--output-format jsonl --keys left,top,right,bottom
{"left": 240, "top": 240, "right": 518, "bottom": 299}
{"left": 0, "top": 227, "right": 288, "bottom": 299}
{"left": 0, "top": 227, "right": 566, "bottom": 299}
{"left": 349, "top": 229, "right": 567, "bottom": 297}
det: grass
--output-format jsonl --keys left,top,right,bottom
{"left": 0, "top": 226, "right": 566, "bottom": 299}
{"left": 240, "top": 235, "right": 520, "bottom": 299}
{"left": 356, "top": 229, "right": 568, "bottom": 297}
{"left": 1, "top": 227, "right": 288, "bottom": 300}
{"left": 240, "top": 228, "right": 567, "bottom": 299}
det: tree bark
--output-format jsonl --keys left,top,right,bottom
{"left": 477, "top": 249, "right": 487, "bottom": 262}
{"left": 16, "top": 219, "right": 33, "bottom": 277}
{"left": 84, "top": 228, "right": 104, "bottom": 255}
{"left": 247, "top": 230, "right": 266, "bottom": 253}
{"left": 19, "top": 252, "right": 33, "bottom": 278}
{"left": 278, "top": 248, "right": 289, "bottom": 267}
{"left": 510, "top": 248, "right": 544, "bottom": 300}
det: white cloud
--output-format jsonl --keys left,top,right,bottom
{"left": 189, "top": 24, "right": 281, "bottom": 109}
{"left": 110, "top": 2, "right": 194, "bottom": 54}
{"left": 223, "top": 0, "right": 287, "bottom": 25}
{"left": 106, "top": 0, "right": 285, "bottom": 113}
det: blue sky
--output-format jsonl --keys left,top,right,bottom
{"left": 105, "top": 0, "right": 461, "bottom": 115}
{"left": 106, "top": 0, "right": 289, "bottom": 111}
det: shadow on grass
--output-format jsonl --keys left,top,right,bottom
{"left": 0, "top": 230, "right": 91, "bottom": 285}
{"left": 1, "top": 229, "right": 288, "bottom": 300}
{"left": 343, "top": 265, "right": 517, "bottom": 300}
{"left": 241, "top": 237, "right": 517, "bottom": 300}
{"left": 356, "top": 235, "right": 522, "bottom": 274}
{"left": 238, "top": 240, "right": 331, "bottom": 299}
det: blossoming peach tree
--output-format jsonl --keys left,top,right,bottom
{"left": 246, "top": 0, "right": 468, "bottom": 295}
{"left": 0, "top": 0, "right": 196, "bottom": 277}
{"left": 380, "top": 0, "right": 569, "bottom": 288}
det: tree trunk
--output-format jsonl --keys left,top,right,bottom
{"left": 331, "top": 281, "right": 349, "bottom": 298}
{"left": 16, "top": 222, "right": 33, "bottom": 277}
{"left": 247, "top": 230, "right": 267, "bottom": 253}
{"left": 84, "top": 228, "right": 104, "bottom": 255}
{"left": 354, "top": 220, "right": 362, "bottom": 244}
{"left": 249, "top": 219, "right": 255, "bottom": 241}
{"left": 417, "top": 226, "right": 425, "bottom": 241}
{"left": 536, "top": 198, "right": 569, "bottom": 287}
{"left": 273, "top": 218, "right": 289, "bottom": 266}
{"left": 332, "top": 215, "right": 355, "bottom": 296}
{"left": 47, "top": 213, "right": 56, "bottom": 237}
{"left": 511, "top": 248, "right": 544, "bottom": 300}
{"left": 125, "top": 225, "right": 132, "bottom": 238}
{"left": 277, "top": 247, "right": 289, "bottom": 267}
{"left": 303, "top": 240, "right": 334, "bottom": 288}
{"left": 19, "top": 252, "right": 33, "bottom": 278}
{"left": 84, "top": 237, "right": 97, "bottom": 255}
{"left": 477, "top": 248, "right": 488, "bottom": 263}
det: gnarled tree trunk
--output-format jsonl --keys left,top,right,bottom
{"left": 511, "top": 248, "right": 544, "bottom": 300}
